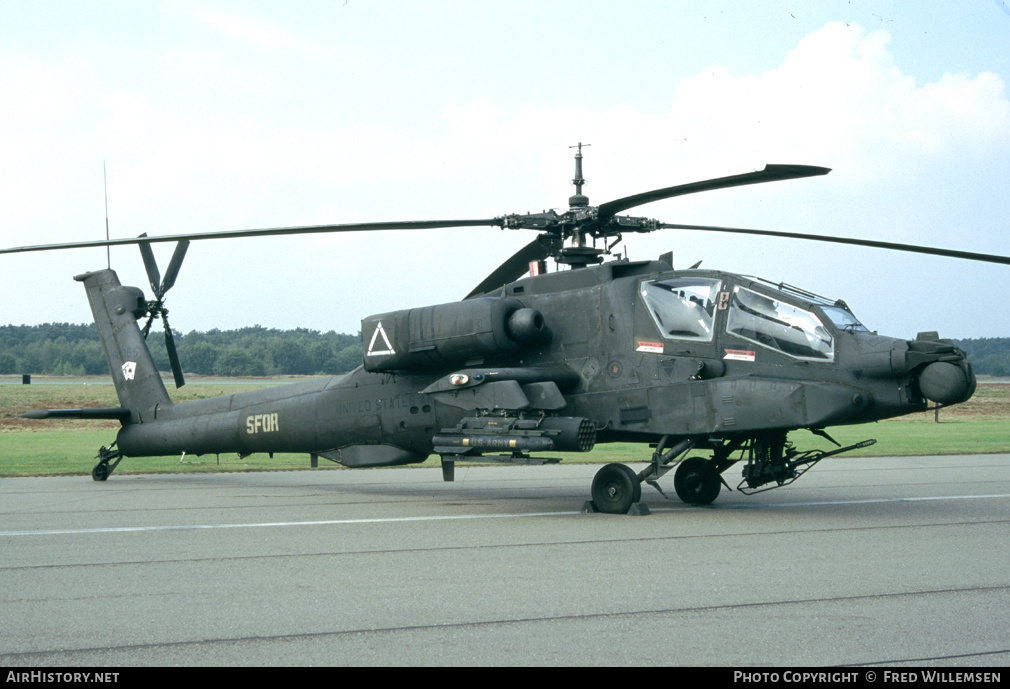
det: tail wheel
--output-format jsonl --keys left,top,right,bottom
{"left": 591, "top": 463, "right": 642, "bottom": 514}
{"left": 674, "top": 457, "right": 722, "bottom": 505}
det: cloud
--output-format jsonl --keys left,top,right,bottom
{"left": 166, "top": 0, "right": 339, "bottom": 64}
{"left": 661, "top": 22, "right": 1010, "bottom": 178}
{"left": 428, "top": 22, "right": 1009, "bottom": 213}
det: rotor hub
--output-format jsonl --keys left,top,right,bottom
{"left": 556, "top": 246, "right": 605, "bottom": 268}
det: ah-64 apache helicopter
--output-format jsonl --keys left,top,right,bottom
{"left": 6, "top": 145, "right": 1006, "bottom": 514}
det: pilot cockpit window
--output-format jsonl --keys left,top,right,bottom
{"left": 727, "top": 286, "right": 833, "bottom": 360}
{"left": 640, "top": 278, "right": 721, "bottom": 342}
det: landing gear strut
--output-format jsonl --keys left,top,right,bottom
{"left": 92, "top": 443, "right": 124, "bottom": 482}
{"left": 639, "top": 436, "right": 737, "bottom": 506}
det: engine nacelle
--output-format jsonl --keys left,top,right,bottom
{"left": 361, "top": 298, "right": 549, "bottom": 372}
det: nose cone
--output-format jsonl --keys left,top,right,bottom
{"left": 918, "top": 361, "right": 976, "bottom": 405}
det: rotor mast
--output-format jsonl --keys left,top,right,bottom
{"left": 569, "top": 142, "right": 590, "bottom": 208}
{"left": 558, "top": 142, "right": 608, "bottom": 268}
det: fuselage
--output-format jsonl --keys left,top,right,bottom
{"left": 113, "top": 259, "right": 975, "bottom": 466}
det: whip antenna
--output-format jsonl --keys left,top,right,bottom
{"left": 103, "top": 160, "right": 111, "bottom": 269}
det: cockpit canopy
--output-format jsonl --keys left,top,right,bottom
{"left": 640, "top": 275, "right": 866, "bottom": 362}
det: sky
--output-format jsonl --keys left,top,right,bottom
{"left": 2, "top": 0, "right": 1010, "bottom": 341}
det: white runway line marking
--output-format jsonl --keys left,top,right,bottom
{"left": 1, "top": 493, "right": 1007, "bottom": 537}
{"left": 763, "top": 493, "right": 1010, "bottom": 508}
{"left": 0, "top": 511, "right": 572, "bottom": 537}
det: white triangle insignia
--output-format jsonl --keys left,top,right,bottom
{"left": 366, "top": 322, "right": 395, "bottom": 357}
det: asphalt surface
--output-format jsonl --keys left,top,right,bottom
{"left": 1, "top": 454, "right": 1009, "bottom": 667}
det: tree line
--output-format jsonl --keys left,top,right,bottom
{"left": 2, "top": 324, "right": 1010, "bottom": 378}
{"left": 0, "top": 324, "right": 363, "bottom": 377}
{"left": 952, "top": 338, "right": 1010, "bottom": 378}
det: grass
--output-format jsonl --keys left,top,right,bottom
{"left": 2, "top": 376, "right": 1008, "bottom": 478}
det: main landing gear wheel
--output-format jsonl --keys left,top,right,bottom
{"left": 674, "top": 457, "right": 722, "bottom": 505}
{"left": 91, "top": 463, "right": 110, "bottom": 481}
{"left": 591, "top": 463, "right": 642, "bottom": 514}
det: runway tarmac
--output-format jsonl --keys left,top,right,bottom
{"left": 1, "top": 454, "right": 1009, "bottom": 666}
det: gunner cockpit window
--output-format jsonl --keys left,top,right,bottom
{"left": 640, "top": 278, "right": 721, "bottom": 342}
{"left": 727, "top": 286, "right": 833, "bottom": 360}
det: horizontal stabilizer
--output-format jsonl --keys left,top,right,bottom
{"left": 21, "top": 407, "right": 132, "bottom": 421}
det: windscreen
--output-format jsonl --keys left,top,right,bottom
{"left": 820, "top": 304, "right": 868, "bottom": 332}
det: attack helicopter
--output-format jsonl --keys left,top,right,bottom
{"left": 6, "top": 145, "right": 1006, "bottom": 514}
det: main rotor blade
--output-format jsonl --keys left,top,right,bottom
{"left": 160, "top": 240, "right": 190, "bottom": 294}
{"left": 598, "top": 165, "right": 831, "bottom": 221}
{"left": 137, "top": 233, "right": 162, "bottom": 296}
{"left": 465, "top": 234, "right": 555, "bottom": 298}
{"left": 658, "top": 222, "right": 1010, "bottom": 266}
{"left": 0, "top": 219, "right": 502, "bottom": 255}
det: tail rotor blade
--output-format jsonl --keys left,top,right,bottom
{"left": 160, "top": 240, "right": 190, "bottom": 294}
{"left": 137, "top": 233, "right": 162, "bottom": 297}
{"left": 162, "top": 315, "right": 185, "bottom": 389}
{"left": 140, "top": 312, "right": 156, "bottom": 339}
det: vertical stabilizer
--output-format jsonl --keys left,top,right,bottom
{"left": 75, "top": 269, "right": 173, "bottom": 421}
